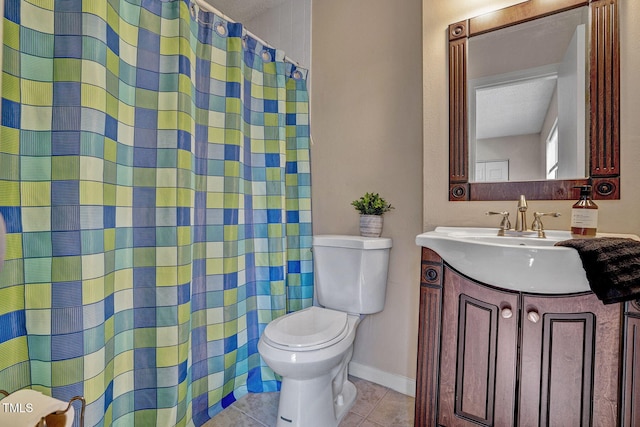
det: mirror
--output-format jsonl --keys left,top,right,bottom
{"left": 469, "top": 8, "right": 588, "bottom": 182}
{"left": 449, "top": 0, "right": 619, "bottom": 201}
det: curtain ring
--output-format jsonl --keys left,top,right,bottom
{"left": 215, "top": 22, "right": 227, "bottom": 36}
{"left": 261, "top": 50, "right": 272, "bottom": 62}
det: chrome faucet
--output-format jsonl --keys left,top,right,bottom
{"left": 515, "top": 195, "right": 528, "bottom": 232}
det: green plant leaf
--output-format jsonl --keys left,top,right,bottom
{"left": 351, "top": 192, "right": 394, "bottom": 215}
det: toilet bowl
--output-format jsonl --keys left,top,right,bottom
{"left": 258, "top": 307, "right": 360, "bottom": 427}
{"left": 258, "top": 235, "right": 392, "bottom": 427}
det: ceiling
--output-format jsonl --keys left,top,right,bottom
{"left": 475, "top": 77, "right": 557, "bottom": 140}
{"left": 200, "top": 0, "right": 288, "bottom": 23}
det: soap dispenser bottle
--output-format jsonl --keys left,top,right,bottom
{"left": 571, "top": 185, "right": 598, "bottom": 236}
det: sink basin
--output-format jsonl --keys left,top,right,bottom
{"left": 415, "top": 227, "right": 636, "bottom": 294}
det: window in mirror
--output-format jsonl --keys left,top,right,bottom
{"left": 546, "top": 120, "right": 559, "bottom": 179}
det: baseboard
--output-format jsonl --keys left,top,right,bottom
{"left": 348, "top": 361, "right": 416, "bottom": 397}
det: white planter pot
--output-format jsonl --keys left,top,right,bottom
{"left": 359, "top": 215, "right": 383, "bottom": 237}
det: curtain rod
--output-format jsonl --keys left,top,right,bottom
{"left": 191, "top": 0, "right": 302, "bottom": 68}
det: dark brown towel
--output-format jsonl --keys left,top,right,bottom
{"left": 555, "top": 237, "right": 640, "bottom": 304}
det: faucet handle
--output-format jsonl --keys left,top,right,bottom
{"left": 486, "top": 211, "right": 511, "bottom": 233}
{"left": 531, "top": 212, "right": 561, "bottom": 238}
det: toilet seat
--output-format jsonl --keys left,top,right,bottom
{"left": 263, "top": 306, "right": 349, "bottom": 351}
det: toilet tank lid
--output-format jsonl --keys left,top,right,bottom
{"left": 313, "top": 235, "right": 392, "bottom": 249}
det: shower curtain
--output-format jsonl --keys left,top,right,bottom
{"left": 0, "top": 0, "right": 313, "bottom": 425}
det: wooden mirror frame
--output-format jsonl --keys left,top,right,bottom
{"left": 449, "top": 0, "right": 619, "bottom": 201}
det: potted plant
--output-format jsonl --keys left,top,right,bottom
{"left": 351, "top": 192, "right": 394, "bottom": 237}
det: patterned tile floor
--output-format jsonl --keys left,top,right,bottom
{"left": 205, "top": 376, "right": 415, "bottom": 427}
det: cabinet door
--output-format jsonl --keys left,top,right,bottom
{"left": 438, "top": 267, "right": 519, "bottom": 426}
{"left": 519, "top": 293, "right": 621, "bottom": 426}
{"left": 622, "top": 301, "right": 640, "bottom": 426}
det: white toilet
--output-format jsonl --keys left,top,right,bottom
{"left": 258, "top": 235, "right": 392, "bottom": 427}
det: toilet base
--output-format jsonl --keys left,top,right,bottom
{"left": 334, "top": 379, "right": 357, "bottom": 421}
{"left": 275, "top": 376, "right": 357, "bottom": 427}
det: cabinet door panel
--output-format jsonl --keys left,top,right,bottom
{"left": 622, "top": 310, "right": 640, "bottom": 426}
{"left": 456, "top": 294, "right": 497, "bottom": 421}
{"left": 541, "top": 312, "right": 594, "bottom": 425}
{"left": 519, "top": 293, "right": 621, "bottom": 427}
{"left": 438, "top": 267, "right": 519, "bottom": 426}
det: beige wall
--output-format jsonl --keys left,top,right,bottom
{"left": 311, "top": 0, "right": 423, "bottom": 386}
{"left": 424, "top": 0, "right": 640, "bottom": 236}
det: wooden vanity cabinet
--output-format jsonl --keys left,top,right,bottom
{"left": 416, "top": 248, "right": 624, "bottom": 427}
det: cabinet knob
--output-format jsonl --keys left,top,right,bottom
{"left": 501, "top": 307, "right": 513, "bottom": 319}
{"left": 527, "top": 310, "right": 540, "bottom": 323}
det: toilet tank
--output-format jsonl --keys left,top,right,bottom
{"left": 313, "top": 235, "right": 392, "bottom": 314}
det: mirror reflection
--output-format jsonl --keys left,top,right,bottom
{"left": 468, "top": 7, "right": 589, "bottom": 183}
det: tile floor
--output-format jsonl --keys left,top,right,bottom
{"left": 205, "top": 376, "right": 415, "bottom": 427}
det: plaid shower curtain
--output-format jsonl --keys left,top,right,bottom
{"left": 0, "top": 0, "right": 313, "bottom": 425}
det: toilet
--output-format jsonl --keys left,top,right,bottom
{"left": 258, "top": 235, "right": 392, "bottom": 427}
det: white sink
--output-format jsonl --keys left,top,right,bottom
{"left": 415, "top": 227, "right": 637, "bottom": 294}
